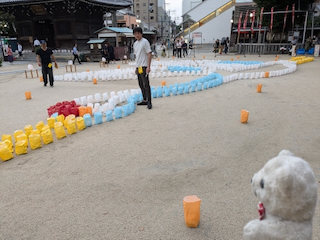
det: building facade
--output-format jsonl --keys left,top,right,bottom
{"left": 0, "top": 0, "right": 132, "bottom": 50}
{"left": 133, "top": 0, "right": 159, "bottom": 30}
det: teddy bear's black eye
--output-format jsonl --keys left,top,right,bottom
{"left": 260, "top": 179, "right": 264, "bottom": 189}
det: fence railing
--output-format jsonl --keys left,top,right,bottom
{"left": 236, "top": 43, "right": 304, "bottom": 55}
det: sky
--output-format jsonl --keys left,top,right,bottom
{"left": 165, "top": 0, "right": 183, "bottom": 24}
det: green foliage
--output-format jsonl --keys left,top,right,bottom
{"left": 0, "top": 11, "right": 17, "bottom": 37}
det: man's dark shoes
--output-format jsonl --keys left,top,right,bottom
{"left": 147, "top": 102, "right": 152, "bottom": 109}
{"left": 137, "top": 101, "right": 148, "bottom": 105}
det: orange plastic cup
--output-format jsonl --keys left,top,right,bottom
{"left": 117, "top": 65, "right": 121, "bottom": 69}
{"left": 231, "top": 58, "right": 234, "bottom": 61}
{"left": 202, "top": 56, "right": 205, "bottom": 59}
{"left": 157, "top": 58, "right": 160, "bottom": 61}
{"left": 264, "top": 72, "right": 269, "bottom": 78}
{"left": 93, "top": 78, "right": 97, "bottom": 84}
{"left": 257, "top": 84, "right": 262, "bottom": 93}
{"left": 241, "top": 110, "right": 249, "bottom": 123}
{"left": 237, "top": 55, "right": 240, "bottom": 59}
{"left": 86, "top": 69, "right": 90, "bottom": 72}
{"left": 40, "top": 76, "right": 43, "bottom": 82}
{"left": 161, "top": 81, "right": 166, "bottom": 87}
{"left": 79, "top": 106, "right": 87, "bottom": 117}
{"left": 25, "top": 92, "right": 31, "bottom": 100}
{"left": 86, "top": 106, "right": 92, "bottom": 116}
{"left": 183, "top": 195, "right": 201, "bottom": 228}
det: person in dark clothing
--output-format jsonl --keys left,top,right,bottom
{"left": 107, "top": 42, "right": 116, "bottom": 64}
{"left": 182, "top": 41, "right": 188, "bottom": 57}
{"left": 36, "top": 40, "right": 57, "bottom": 87}
{"left": 102, "top": 43, "right": 110, "bottom": 63}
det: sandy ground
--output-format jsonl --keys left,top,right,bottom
{"left": 0, "top": 52, "right": 320, "bottom": 240}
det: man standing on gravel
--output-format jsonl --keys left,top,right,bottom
{"left": 133, "top": 27, "right": 152, "bottom": 109}
{"left": 36, "top": 40, "right": 58, "bottom": 87}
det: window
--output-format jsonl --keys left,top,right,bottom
{"left": 150, "top": 16, "right": 154, "bottom": 20}
{"left": 143, "top": 16, "right": 146, "bottom": 19}
{"left": 143, "top": 3, "right": 146, "bottom": 6}
{"left": 143, "top": 10, "right": 146, "bottom": 13}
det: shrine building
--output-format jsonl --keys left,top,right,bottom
{"left": 0, "top": 0, "right": 132, "bottom": 49}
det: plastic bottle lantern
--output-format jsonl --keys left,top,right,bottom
{"left": 27, "top": 64, "right": 34, "bottom": 70}
{"left": 68, "top": 60, "right": 73, "bottom": 65}
{"left": 257, "top": 84, "right": 262, "bottom": 93}
{"left": 241, "top": 110, "right": 249, "bottom": 123}
{"left": 25, "top": 92, "right": 32, "bottom": 100}
{"left": 183, "top": 195, "right": 201, "bottom": 228}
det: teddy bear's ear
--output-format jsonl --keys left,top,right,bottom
{"left": 278, "top": 150, "right": 295, "bottom": 157}
{"left": 277, "top": 168, "right": 295, "bottom": 197}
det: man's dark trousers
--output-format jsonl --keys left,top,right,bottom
{"left": 42, "top": 65, "right": 54, "bottom": 86}
{"left": 137, "top": 67, "right": 151, "bottom": 103}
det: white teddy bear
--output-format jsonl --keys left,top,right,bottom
{"left": 243, "top": 150, "right": 318, "bottom": 240}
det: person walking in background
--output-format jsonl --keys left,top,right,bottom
{"left": 18, "top": 42, "right": 23, "bottom": 59}
{"left": 214, "top": 39, "right": 220, "bottom": 53}
{"left": 176, "top": 39, "right": 182, "bottom": 58}
{"left": 224, "top": 37, "right": 230, "bottom": 54}
{"left": 161, "top": 43, "right": 166, "bottom": 57}
{"left": 107, "top": 42, "right": 116, "bottom": 64}
{"left": 133, "top": 27, "right": 152, "bottom": 109}
{"left": 36, "top": 40, "right": 58, "bottom": 87}
{"left": 102, "top": 43, "right": 110, "bottom": 63}
{"left": 33, "top": 38, "right": 40, "bottom": 54}
{"left": 72, "top": 44, "right": 81, "bottom": 64}
{"left": 7, "top": 45, "right": 13, "bottom": 64}
{"left": 182, "top": 40, "right": 188, "bottom": 57}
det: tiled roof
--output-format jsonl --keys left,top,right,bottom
{"left": 0, "top": 0, "right": 132, "bottom": 7}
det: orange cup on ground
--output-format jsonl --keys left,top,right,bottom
{"left": 93, "top": 78, "right": 97, "bottom": 84}
{"left": 25, "top": 92, "right": 31, "bottom": 100}
{"left": 264, "top": 72, "right": 269, "bottom": 78}
{"left": 257, "top": 84, "right": 262, "bottom": 93}
{"left": 157, "top": 58, "right": 160, "bottom": 61}
{"left": 202, "top": 56, "right": 205, "bottom": 59}
{"left": 237, "top": 55, "right": 240, "bottom": 59}
{"left": 231, "top": 58, "right": 234, "bottom": 61}
{"left": 183, "top": 195, "right": 201, "bottom": 228}
{"left": 192, "top": 58, "right": 195, "bottom": 61}
{"left": 86, "top": 69, "right": 90, "bottom": 72}
{"left": 117, "top": 65, "right": 120, "bottom": 69}
{"left": 161, "top": 81, "right": 166, "bottom": 87}
{"left": 40, "top": 76, "right": 43, "bottom": 82}
{"left": 241, "top": 110, "right": 249, "bottom": 123}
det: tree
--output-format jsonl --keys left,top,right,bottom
{"left": 0, "top": 11, "right": 17, "bottom": 37}
{"left": 253, "top": 0, "right": 315, "bottom": 33}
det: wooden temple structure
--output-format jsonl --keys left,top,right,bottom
{"left": 0, "top": 0, "right": 132, "bottom": 50}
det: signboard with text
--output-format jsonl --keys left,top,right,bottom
{"left": 192, "top": 32, "right": 202, "bottom": 38}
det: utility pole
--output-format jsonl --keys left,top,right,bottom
{"left": 148, "top": 0, "right": 150, "bottom": 31}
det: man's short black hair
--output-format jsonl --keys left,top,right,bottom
{"left": 133, "top": 27, "right": 143, "bottom": 34}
